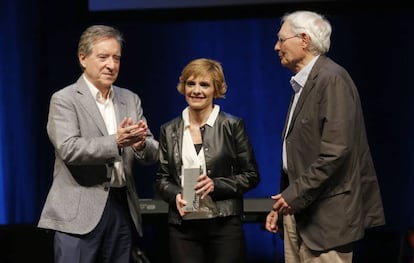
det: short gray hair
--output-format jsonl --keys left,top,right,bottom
{"left": 282, "top": 11, "right": 331, "bottom": 55}
{"left": 78, "top": 25, "right": 124, "bottom": 59}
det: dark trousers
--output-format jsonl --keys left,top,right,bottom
{"left": 54, "top": 187, "right": 132, "bottom": 263}
{"left": 169, "top": 215, "right": 246, "bottom": 263}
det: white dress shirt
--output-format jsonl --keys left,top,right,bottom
{"left": 84, "top": 75, "right": 125, "bottom": 187}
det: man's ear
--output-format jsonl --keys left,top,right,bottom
{"left": 300, "top": 33, "right": 310, "bottom": 47}
{"left": 79, "top": 54, "right": 86, "bottom": 69}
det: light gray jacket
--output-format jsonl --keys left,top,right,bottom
{"left": 38, "top": 76, "right": 158, "bottom": 236}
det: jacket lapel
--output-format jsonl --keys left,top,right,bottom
{"left": 282, "top": 94, "right": 295, "bottom": 141}
{"left": 172, "top": 120, "right": 184, "bottom": 185}
{"left": 112, "top": 86, "right": 127, "bottom": 128}
{"left": 76, "top": 77, "right": 108, "bottom": 136}
{"left": 286, "top": 56, "right": 325, "bottom": 136}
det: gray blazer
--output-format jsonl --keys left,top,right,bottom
{"left": 280, "top": 56, "right": 385, "bottom": 250}
{"left": 38, "top": 76, "right": 158, "bottom": 236}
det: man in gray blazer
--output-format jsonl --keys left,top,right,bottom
{"left": 38, "top": 25, "right": 158, "bottom": 263}
{"left": 264, "top": 11, "right": 385, "bottom": 263}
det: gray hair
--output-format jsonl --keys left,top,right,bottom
{"left": 282, "top": 11, "right": 331, "bottom": 55}
{"left": 78, "top": 25, "right": 124, "bottom": 63}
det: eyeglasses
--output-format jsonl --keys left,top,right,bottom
{"left": 277, "top": 34, "right": 300, "bottom": 44}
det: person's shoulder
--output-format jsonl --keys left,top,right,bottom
{"left": 161, "top": 116, "right": 182, "bottom": 128}
{"left": 316, "top": 56, "right": 351, "bottom": 79}
{"left": 220, "top": 110, "right": 240, "bottom": 119}
{"left": 51, "top": 80, "right": 79, "bottom": 98}
{"left": 318, "top": 56, "right": 347, "bottom": 73}
{"left": 219, "top": 111, "right": 244, "bottom": 124}
{"left": 53, "top": 75, "right": 85, "bottom": 93}
{"left": 315, "top": 56, "right": 356, "bottom": 91}
{"left": 113, "top": 85, "right": 137, "bottom": 96}
{"left": 113, "top": 86, "right": 142, "bottom": 103}
{"left": 159, "top": 116, "right": 182, "bottom": 135}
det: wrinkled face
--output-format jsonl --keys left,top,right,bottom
{"left": 274, "top": 22, "right": 305, "bottom": 72}
{"left": 79, "top": 37, "right": 121, "bottom": 91}
{"left": 184, "top": 75, "right": 215, "bottom": 111}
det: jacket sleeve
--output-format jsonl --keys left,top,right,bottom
{"left": 155, "top": 124, "right": 182, "bottom": 204}
{"left": 47, "top": 88, "right": 120, "bottom": 165}
{"left": 210, "top": 118, "right": 260, "bottom": 199}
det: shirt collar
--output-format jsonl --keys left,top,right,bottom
{"left": 290, "top": 55, "right": 319, "bottom": 93}
{"left": 83, "top": 74, "right": 113, "bottom": 103}
{"left": 182, "top": 105, "right": 220, "bottom": 128}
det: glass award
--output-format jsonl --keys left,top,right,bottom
{"left": 182, "top": 166, "right": 201, "bottom": 212}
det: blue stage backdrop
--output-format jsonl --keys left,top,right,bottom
{"left": 0, "top": 0, "right": 39, "bottom": 224}
{"left": 88, "top": 0, "right": 337, "bottom": 11}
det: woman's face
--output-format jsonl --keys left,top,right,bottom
{"left": 184, "top": 75, "right": 215, "bottom": 111}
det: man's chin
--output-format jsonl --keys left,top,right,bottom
{"left": 101, "top": 78, "right": 116, "bottom": 86}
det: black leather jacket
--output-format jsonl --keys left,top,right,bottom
{"left": 155, "top": 111, "right": 260, "bottom": 225}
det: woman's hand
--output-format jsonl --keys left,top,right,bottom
{"left": 195, "top": 174, "right": 214, "bottom": 199}
{"left": 176, "top": 193, "right": 187, "bottom": 217}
